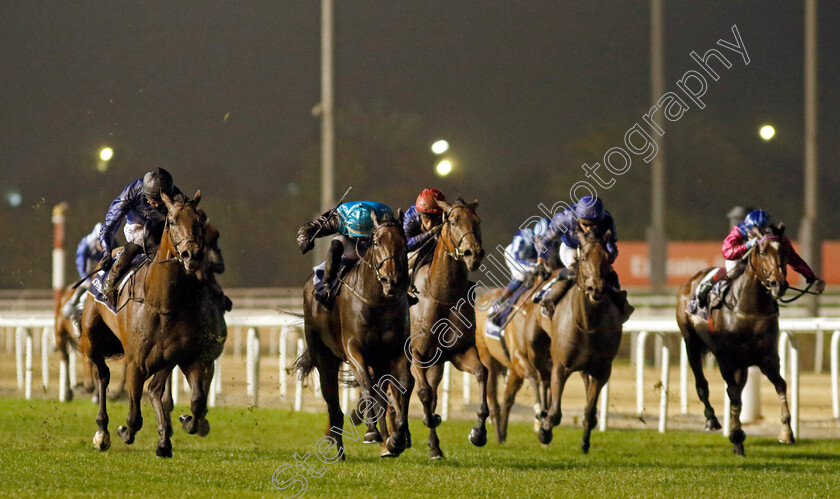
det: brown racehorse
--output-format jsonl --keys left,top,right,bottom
{"left": 677, "top": 227, "right": 803, "bottom": 455}
{"left": 407, "top": 199, "right": 488, "bottom": 458}
{"left": 296, "top": 210, "right": 414, "bottom": 459}
{"left": 476, "top": 284, "right": 552, "bottom": 443}
{"left": 537, "top": 230, "right": 623, "bottom": 453}
{"left": 79, "top": 191, "right": 227, "bottom": 457}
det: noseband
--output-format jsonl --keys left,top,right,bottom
{"left": 748, "top": 235, "right": 783, "bottom": 293}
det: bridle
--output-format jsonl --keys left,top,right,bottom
{"left": 153, "top": 212, "right": 203, "bottom": 267}
{"left": 747, "top": 235, "right": 783, "bottom": 293}
{"left": 575, "top": 237, "right": 609, "bottom": 297}
{"left": 358, "top": 221, "right": 403, "bottom": 282}
{"left": 441, "top": 204, "right": 478, "bottom": 261}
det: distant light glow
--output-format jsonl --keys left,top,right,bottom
{"left": 759, "top": 125, "right": 775, "bottom": 141}
{"left": 100, "top": 147, "right": 114, "bottom": 161}
{"left": 6, "top": 191, "right": 22, "bottom": 207}
{"left": 435, "top": 159, "right": 452, "bottom": 177}
{"left": 431, "top": 140, "right": 449, "bottom": 155}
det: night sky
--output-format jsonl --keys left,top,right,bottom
{"left": 1, "top": 1, "right": 838, "bottom": 288}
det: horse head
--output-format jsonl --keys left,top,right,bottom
{"left": 160, "top": 190, "right": 206, "bottom": 274}
{"left": 369, "top": 209, "right": 409, "bottom": 299}
{"left": 749, "top": 223, "right": 788, "bottom": 300}
{"left": 437, "top": 199, "right": 484, "bottom": 271}
{"left": 576, "top": 228, "right": 612, "bottom": 304}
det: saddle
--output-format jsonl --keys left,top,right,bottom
{"left": 89, "top": 251, "right": 148, "bottom": 313}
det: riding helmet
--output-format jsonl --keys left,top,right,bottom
{"left": 416, "top": 188, "right": 446, "bottom": 215}
{"left": 142, "top": 168, "right": 175, "bottom": 200}
{"left": 574, "top": 196, "right": 604, "bottom": 221}
{"left": 744, "top": 209, "right": 771, "bottom": 231}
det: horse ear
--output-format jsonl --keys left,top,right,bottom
{"left": 160, "top": 191, "right": 174, "bottom": 210}
{"left": 469, "top": 199, "right": 479, "bottom": 210}
{"left": 192, "top": 190, "right": 201, "bottom": 206}
{"left": 775, "top": 222, "right": 785, "bottom": 236}
{"left": 396, "top": 207, "right": 404, "bottom": 224}
{"left": 436, "top": 200, "right": 451, "bottom": 214}
{"left": 371, "top": 209, "right": 380, "bottom": 227}
{"left": 603, "top": 229, "right": 613, "bottom": 242}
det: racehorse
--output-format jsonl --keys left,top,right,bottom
{"left": 476, "top": 284, "right": 552, "bottom": 443}
{"left": 537, "top": 229, "right": 623, "bottom": 453}
{"left": 677, "top": 226, "right": 798, "bottom": 455}
{"left": 296, "top": 210, "right": 414, "bottom": 459}
{"left": 407, "top": 199, "right": 488, "bottom": 459}
{"left": 79, "top": 190, "right": 227, "bottom": 457}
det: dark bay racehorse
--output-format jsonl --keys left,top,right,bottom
{"left": 79, "top": 191, "right": 227, "bottom": 457}
{"left": 537, "top": 230, "right": 623, "bottom": 453}
{"left": 297, "top": 210, "right": 414, "bottom": 459}
{"left": 476, "top": 284, "right": 552, "bottom": 443}
{"left": 677, "top": 227, "right": 801, "bottom": 455}
{"left": 408, "top": 199, "right": 488, "bottom": 458}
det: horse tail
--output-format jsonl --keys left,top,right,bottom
{"left": 293, "top": 348, "right": 315, "bottom": 380}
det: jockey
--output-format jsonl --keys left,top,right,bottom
{"left": 62, "top": 223, "right": 107, "bottom": 318}
{"left": 693, "top": 209, "right": 825, "bottom": 309}
{"left": 535, "top": 196, "right": 632, "bottom": 321}
{"left": 404, "top": 188, "right": 446, "bottom": 253}
{"left": 490, "top": 224, "right": 542, "bottom": 318}
{"left": 297, "top": 200, "right": 394, "bottom": 306}
{"left": 98, "top": 168, "right": 183, "bottom": 305}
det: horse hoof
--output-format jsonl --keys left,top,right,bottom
{"left": 197, "top": 419, "right": 210, "bottom": 437}
{"left": 405, "top": 432, "right": 412, "bottom": 449}
{"left": 364, "top": 431, "right": 382, "bottom": 444}
{"left": 537, "top": 428, "right": 553, "bottom": 445}
{"left": 179, "top": 415, "right": 195, "bottom": 433}
{"left": 156, "top": 445, "right": 173, "bottom": 458}
{"left": 117, "top": 425, "right": 135, "bottom": 445}
{"left": 63, "top": 389, "right": 74, "bottom": 402}
{"left": 778, "top": 428, "right": 795, "bottom": 444}
{"left": 429, "top": 449, "right": 445, "bottom": 460}
{"left": 380, "top": 448, "right": 398, "bottom": 458}
{"left": 705, "top": 418, "right": 722, "bottom": 431}
{"left": 732, "top": 443, "right": 745, "bottom": 457}
{"left": 93, "top": 431, "right": 111, "bottom": 451}
{"left": 469, "top": 427, "right": 487, "bottom": 447}
{"left": 581, "top": 440, "right": 590, "bottom": 454}
{"left": 386, "top": 434, "right": 405, "bottom": 456}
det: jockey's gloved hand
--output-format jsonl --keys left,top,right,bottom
{"left": 298, "top": 236, "right": 314, "bottom": 254}
{"left": 746, "top": 237, "right": 759, "bottom": 249}
{"left": 429, "top": 225, "right": 442, "bottom": 236}
{"left": 811, "top": 278, "right": 826, "bottom": 294}
{"left": 99, "top": 254, "right": 114, "bottom": 271}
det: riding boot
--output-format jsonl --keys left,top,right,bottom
{"left": 62, "top": 286, "right": 84, "bottom": 318}
{"left": 315, "top": 239, "right": 343, "bottom": 307}
{"left": 695, "top": 277, "right": 716, "bottom": 309}
{"left": 102, "top": 243, "right": 141, "bottom": 307}
{"left": 540, "top": 269, "right": 575, "bottom": 319}
{"left": 607, "top": 270, "right": 634, "bottom": 323}
{"left": 490, "top": 286, "right": 515, "bottom": 318}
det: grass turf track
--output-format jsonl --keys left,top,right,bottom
{"left": 1, "top": 398, "right": 840, "bottom": 498}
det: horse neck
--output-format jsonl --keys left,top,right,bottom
{"left": 351, "top": 251, "right": 388, "bottom": 302}
{"left": 732, "top": 257, "right": 776, "bottom": 314}
{"left": 429, "top": 226, "right": 468, "bottom": 298}
{"left": 146, "top": 225, "right": 187, "bottom": 312}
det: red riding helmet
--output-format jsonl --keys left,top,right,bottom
{"left": 416, "top": 188, "right": 446, "bottom": 215}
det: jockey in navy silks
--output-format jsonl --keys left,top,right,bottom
{"left": 98, "top": 168, "right": 183, "bottom": 306}
{"left": 297, "top": 200, "right": 396, "bottom": 306}
{"left": 691, "top": 209, "right": 825, "bottom": 311}
{"left": 403, "top": 188, "right": 447, "bottom": 253}
{"left": 61, "top": 223, "right": 107, "bottom": 317}
{"left": 535, "top": 196, "right": 633, "bottom": 321}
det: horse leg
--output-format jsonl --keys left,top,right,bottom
{"left": 316, "top": 354, "right": 346, "bottom": 460}
{"left": 758, "top": 357, "right": 794, "bottom": 444}
{"left": 580, "top": 371, "right": 609, "bottom": 454}
{"left": 381, "top": 356, "right": 414, "bottom": 457}
{"left": 412, "top": 362, "right": 445, "bottom": 459}
{"left": 179, "top": 360, "right": 213, "bottom": 437}
{"left": 720, "top": 365, "right": 748, "bottom": 456}
{"left": 539, "top": 361, "right": 570, "bottom": 445}
{"left": 90, "top": 356, "right": 111, "bottom": 452}
{"left": 116, "top": 363, "right": 145, "bottom": 445}
{"left": 108, "top": 360, "right": 127, "bottom": 400}
{"left": 498, "top": 370, "right": 524, "bottom": 444}
{"left": 684, "top": 332, "right": 721, "bottom": 430}
{"left": 345, "top": 343, "right": 381, "bottom": 448}
{"left": 450, "top": 347, "right": 489, "bottom": 447}
{"left": 148, "top": 370, "right": 173, "bottom": 457}
{"left": 55, "top": 325, "right": 75, "bottom": 401}
{"left": 485, "top": 359, "right": 503, "bottom": 442}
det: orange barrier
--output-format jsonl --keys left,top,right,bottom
{"left": 614, "top": 241, "right": 837, "bottom": 286}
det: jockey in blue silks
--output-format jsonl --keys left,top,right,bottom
{"left": 61, "top": 223, "right": 107, "bottom": 318}
{"left": 98, "top": 168, "right": 183, "bottom": 305}
{"left": 535, "top": 196, "right": 632, "bottom": 321}
{"left": 297, "top": 200, "right": 395, "bottom": 306}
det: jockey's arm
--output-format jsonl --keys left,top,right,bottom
{"left": 603, "top": 214, "right": 619, "bottom": 263}
{"left": 721, "top": 226, "right": 748, "bottom": 260}
{"left": 75, "top": 237, "right": 90, "bottom": 279}
{"left": 538, "top": 210, "right": 573, "bottom": 259}
{"left": 296, "top": 210, "right": 340, "bottom": 254}
{"left": 404, "top": 207, "right": 432, "bottom": 252}
{"left": 204, "top": 223, "right": 225, "bottom": 274}
{"left": 100, "top": 180, "right": 141, "bottom": 254}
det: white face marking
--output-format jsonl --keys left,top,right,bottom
{"left": 770, "top": 241, "right": 781, "bottom": 251}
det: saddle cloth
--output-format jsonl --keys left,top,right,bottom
{"left": 89, "top": 252, "right": 147, "bottom": 313}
